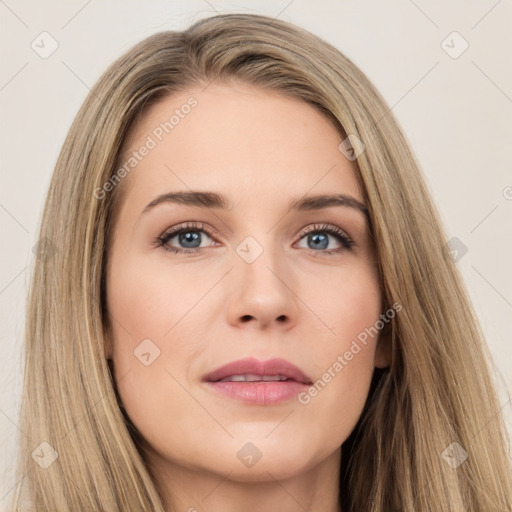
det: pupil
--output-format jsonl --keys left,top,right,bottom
{"left": 180, "top": 231, "right": 201, "bottom": 248}
{"left": 310, "top": 233, "right": 328, "bottom": 250}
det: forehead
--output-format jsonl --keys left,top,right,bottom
{"left": 115, "top": 81, "right": 363, "bottom": 218}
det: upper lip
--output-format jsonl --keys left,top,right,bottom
{"left": 202, "top": 357, "right": 312, "bottom": 384}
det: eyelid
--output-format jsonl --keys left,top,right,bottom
{"left": 158, "top": 221, "right": 217, "bottom": 241}
{"left": 299, "top": 223, "right": 352, "bottom": 240}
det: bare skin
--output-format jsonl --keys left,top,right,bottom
{"left": 105, "top": 80, "right": 390, "bottom": 512}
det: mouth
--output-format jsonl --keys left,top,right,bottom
{"left": 215, "top": 374, "right": 293, "bottom": 382}
{"left": 201, "top": 357, "right": 313, "bottom": 405}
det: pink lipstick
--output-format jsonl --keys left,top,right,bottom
{"left": 201, "top": 357, "right": 312, "bottom": 405}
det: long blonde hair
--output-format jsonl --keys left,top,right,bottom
{"left": 9, "top": 13, "right": 511, "bottom": 511}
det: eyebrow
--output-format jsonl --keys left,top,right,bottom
{"left": 141, "top": 191, "right": 369, "bottom": 219}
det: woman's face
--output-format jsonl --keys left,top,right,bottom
{"left": 105, "top": 81, "right": 389, "bottom": 483}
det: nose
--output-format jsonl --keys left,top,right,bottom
{"left": 225, "top": 242, "right": 299, "bottom": 331}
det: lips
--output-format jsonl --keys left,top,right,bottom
{"left": 202, "top": 357, "right": 313, "bottom": 405}
{"left": 202, "top": 357, "right": 312, "bottom": 384}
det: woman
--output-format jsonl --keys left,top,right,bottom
{"left": 11, "top": 12, "right": 512, "bottom": 511}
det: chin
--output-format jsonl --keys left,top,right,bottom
{"left": 214, "top": 454, "right": 315, "bottom": 483}
{"left": 206, "top": 437, "right": 324, "bottom": 482}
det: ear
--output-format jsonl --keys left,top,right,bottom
{"left": 374, "top": 322, "right": 392, "bottom": 369}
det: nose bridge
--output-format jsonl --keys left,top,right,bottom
{"left": 230, "top": 198, "right": 278, "bottom": 267}
{"left": 226, "top": 228, "right": 298, "bottom": 329}
{"left": 234, "top": 230, "right": 284, "bottom": 291}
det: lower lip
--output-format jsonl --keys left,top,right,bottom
{"left": 204, "top": 380, "right": 310, "bottom": 405}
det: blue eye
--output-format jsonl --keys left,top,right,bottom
{"left": 296, "top": 224, "right": 354, "bottom": 255}
{"left": 155, "top": 222, "right": 354, "bottom": 256}
{"left": 156, "top": 222, "right": 214, "bottom": 255}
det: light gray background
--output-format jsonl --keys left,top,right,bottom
{"left": 1, "top": 0, "right": 511, "bottom": 506}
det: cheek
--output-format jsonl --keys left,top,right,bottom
{"left": 303, "top": 258, "right": 381, "bottom": 355}
{"left": 106, "top": 250, "right": 218, "bottom": 356}
{"left": 105, "top": 256, "right": 214, "bottom": 461}
{"left": 294, "top": 263, "right": 381, "bottom": 443}
{"left": 105, "top": 250, "right": 223, "bottom": 386}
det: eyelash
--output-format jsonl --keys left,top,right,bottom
{"left": 154, "top": 221, "right": 355, "bottom": 257}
